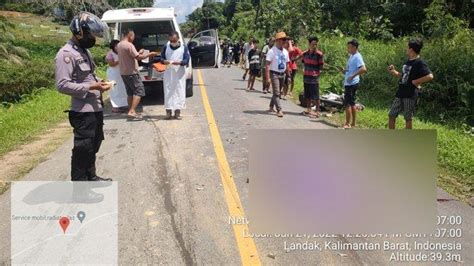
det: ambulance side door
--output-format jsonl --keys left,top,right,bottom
{"left": 188, "top": 29, "right": 219, "bottom": 68}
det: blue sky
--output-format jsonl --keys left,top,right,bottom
{"left": 153, "top": 0, "right": 204, "bottom": 23}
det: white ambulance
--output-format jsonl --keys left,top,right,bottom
{"left": 102, "top": 7, "right": 219, "bottom": 97}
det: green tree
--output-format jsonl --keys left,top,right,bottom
{"left": 423, "top": 0, "right": 468, "bottom": 38}
{"left": 223, "top": 0, "right": 238, "bottom": 22}
{"left": 185, "top": 0, "right": 225, "bottom": 31}
{"left": 109, "top": 0, "right": 154, "bottom": 8}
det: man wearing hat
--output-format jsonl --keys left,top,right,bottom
{"left": 265, "top": 32, "right": 291, "bottom": 117}
{"left": 55, "top": 12, "right": 113, "bottom": 191}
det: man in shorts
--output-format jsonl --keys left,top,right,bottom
{"left": 302, "top": 36, "right": 324, "bottom": 118}
{"left": 246, "top": 39, "right": 261, "bottom": 91}
{"left": 341, "top": 39, "right": 367, "bottom": 129}
{"left": 117, "top": 29, "right": 158, "bottom": 120}
{"left": 387, "top": 38, "right": 433, "bottom": 129}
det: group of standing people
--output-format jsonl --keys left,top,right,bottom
{"left": 55, "top": 12, "right": 191, "bottom": 189}
{"left": 236, "top": 31, "right": 434, "bottom": 129}
{"left": 220, "top": 39, "right": 245, "bottom": 67}
{"left": 55, "top": 11, "right": 435, "bottom": 192}
{"left": 240, "top": 32, "right": 320, "bottom": 118}
{"left": 106, "top": 29, "right": 189, "bottom": 120}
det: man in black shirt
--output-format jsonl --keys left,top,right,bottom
{"left": 387, "top": 39, "right": 434, "bottom": 129}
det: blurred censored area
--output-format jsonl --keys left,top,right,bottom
{"left": 249, "top": 130, "right": 437, "bottom": 235}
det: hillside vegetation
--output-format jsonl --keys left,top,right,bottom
{"left": 0, "top": 11, "right": 108, "bottom": 156}
{"left": 0, "top": 11, "right": 107, "bottom": 102}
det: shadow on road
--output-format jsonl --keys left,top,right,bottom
{"left": 242, "top": 110, "right": 306, "bottom": 118}
{"left": 308, "top": 119, "right": 339, "bottom": 128}
{"left": 21, "top": 182, "right": 112, "bottom": 205}
{"left": 233, "top": 88, "right": 263, "bottom": 94}
{"left": 242, "top": 110, "right": 274, "bottom": 116}
{"left": 244, "top": 109, "right": 308, "bottom": 117}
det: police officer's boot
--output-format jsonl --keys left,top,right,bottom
{"left": 87, "top": 164, "right": 112, "bottom": 182}
{"left": 72, "top": 181, "right": 104, "bottom": 203}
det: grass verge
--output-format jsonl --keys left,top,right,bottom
{"left": 0, "top": 88, "right": 70, "bottom": 156}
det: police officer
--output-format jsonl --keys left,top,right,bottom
{"left": 55, "top": 12, "right": 112, "bottom": 187}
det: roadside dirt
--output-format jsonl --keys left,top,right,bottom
{"left": 0, "top": 122, "right": 71, "bottom": 194}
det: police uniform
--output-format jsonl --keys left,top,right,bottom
{"left": 55, "top": 39, "right": 104, "bottom": 181}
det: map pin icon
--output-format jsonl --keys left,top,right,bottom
{"left": 77, "top": 211, "right": 86, "bottom": 223}
{"left": 59, "top": 217, "right": 70, "bottom": 234}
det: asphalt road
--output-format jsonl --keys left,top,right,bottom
{"left": 0, "top": 66, "right": 472, "bottom": 265}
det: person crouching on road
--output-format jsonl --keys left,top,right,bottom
{"left": 341, "top": 39, "right": 367, "bottom": 129}
{"left": 246, "top": 39, "right": 261, "bottom": 91}
{"left": 265, "top": 32, "right": 291, "bottom": 118}
{"left": 387, "top": 38, "right": 433, "bottom": 129}
{"left": 117, "top": 29, "right": 158, "bottom": 121}
{"left": 302, "top": 36, "right": 324, "bottom": 118}
{"left": 160, "top": 31, "right": 190, "bottom": 120}
{"left": 55, "top": 12, "right": 112, "bottom": 185}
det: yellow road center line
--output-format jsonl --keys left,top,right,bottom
{"left": 197, "top": 70, "right": 261, "bottom": 265}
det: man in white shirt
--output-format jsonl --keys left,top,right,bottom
{"left": 265, "top": 32, "right": 291, "bottom": 118}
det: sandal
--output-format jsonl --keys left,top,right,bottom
{"left": 128, "top": 114, "right": 143, "bottom": 121}
{"left": 309, "top": 112, "right": 320, "bottom": 118}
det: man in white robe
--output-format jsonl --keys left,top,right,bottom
{"left": 160, "top": 31, "right": 190, "bottom": 120}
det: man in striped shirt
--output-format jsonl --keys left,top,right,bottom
{"left": 302, "top": 36, "right": 324, "bottom": 117}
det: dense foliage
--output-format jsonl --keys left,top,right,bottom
{"left": 182, "top": 0, "right": 472, "bottom": 41}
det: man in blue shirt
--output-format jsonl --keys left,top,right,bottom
{"left": 341, "top": 39, "right": 367, "bottom": 129}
